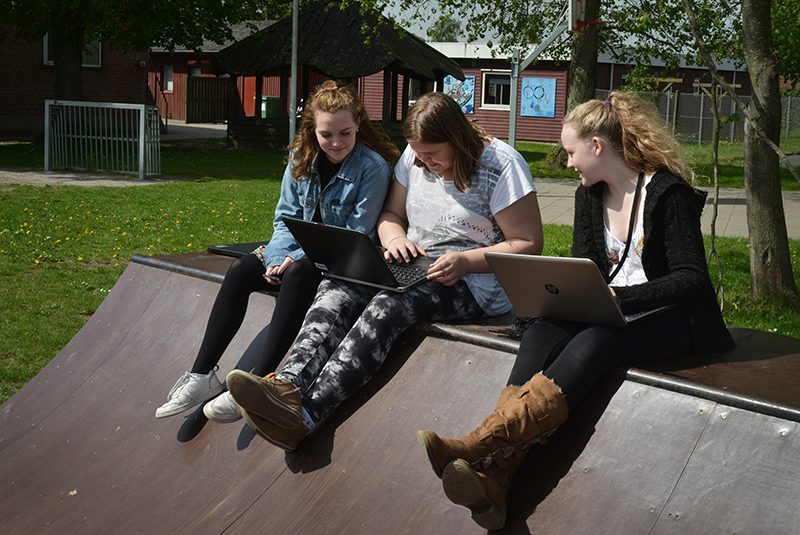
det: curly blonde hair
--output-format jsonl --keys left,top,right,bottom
{"left": 288, "top": 80, "right": 399, "bottom": 180}
{"left": 403, "top": 92, "right": 489, "bottom": 193}
{"left": 563, "top": 91, "right": 692, "bottom": 181}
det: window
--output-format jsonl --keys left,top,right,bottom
{"left": 163, "top": 65, "right": 174, "bottom": 92}
{"left": 190, "top": 67, "right": 202, "bottom": 77}
{"left": 43, "top": 33, "right": 102, "bottom": 68}
{"left": 481, "top": 71, "right": 511, "bottom": 109}
{"left": 408, "top": 78, "right": 435, "bottom": 102}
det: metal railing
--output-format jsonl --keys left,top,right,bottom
{"left": 44, "top": 100, "right": 161, "bottom": 178}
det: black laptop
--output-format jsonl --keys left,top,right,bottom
{"left": 207, "top": 242, "right": 267, "bottom": 258}
{"left": 283, "top": 217, "right": 432, "bottom": 292}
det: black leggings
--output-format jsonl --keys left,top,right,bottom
{"left": 506, "top": 307, "right": 692, "bottom": 411}
{"left": 191, "top": 254, "right": 321, "bottom": 376}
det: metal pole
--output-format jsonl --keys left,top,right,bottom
{"left": 508, "top": 48, "right": 520, "bottom": 147}
{"left": 44, "top": 100, "right": 52, "bottom": 171}
{"left": 698, "top": 92, "right": 704, "bottom": 145}
{"left": 786, "top": 95, "right": 791, "bottom": 138}
{"left": 508, "top": 10, "right": 568, "bottom": 146}
{"left": 138, "top": 104, "right": 146, "bottom": 179}
{"left": 289, "top": 0, "right": 299, "bottom": 144}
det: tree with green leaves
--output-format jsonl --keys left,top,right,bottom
{"left": 604, "top": 0, "right": 799, "bottom": 301}
{"left": 361, "top": 0, "right": 799, "bottom": 302}
{"left": 0, "top": 0, "right": 293, "bottom": 100}
{"left": 427, "top": 14, "right": 461, "bottom": 42}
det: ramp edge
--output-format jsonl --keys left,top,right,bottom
{"left": 627, "top": 368, "right": 800, "bottom": 423}
{"left": 131, "top": 253, "right": 225, "bottom": 284}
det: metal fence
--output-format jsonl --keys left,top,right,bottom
{"left": 44, "top": 100, "right": 161, "bottom": 178}
{"left": 596, "top": 89, "right": 800, "bottom": 144}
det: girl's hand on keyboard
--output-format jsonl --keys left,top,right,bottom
{"left": 427, "top": 252, "right": 467, "bottom": 286}
{"left": 384, "top": 236, "right": 426, "bottom": 264}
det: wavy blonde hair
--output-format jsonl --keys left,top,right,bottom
{"left": 403, "top": 91, "right": 489, "bottom": 192}
{"left": 563, "top": 91, "right": 693, "bottom": 181}
{"left": 288, "top": 80, "right": 399, "bottom": 180}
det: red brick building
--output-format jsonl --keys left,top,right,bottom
{"left": 0, "top": 29, "right": 149, "bottom": 137}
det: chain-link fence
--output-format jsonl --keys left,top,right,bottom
{"left": 596, "top": 89, "right": 800, "bottom": 143}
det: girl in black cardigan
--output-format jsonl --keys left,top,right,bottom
{"left": 417, "top": 91, "right": 734, "bottom": 530}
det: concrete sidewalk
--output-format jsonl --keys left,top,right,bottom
{"left": 160, "top": 121, "right": 227, "bottom": 142}
{"left": 535, "top": 177, "right": 800, "bottom": 240}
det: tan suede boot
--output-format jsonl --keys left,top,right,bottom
{"left": 417, "top": 373, "right": 567, "bottom": 477}
{"left": 440, "top": 445, "right": 530, "bottom": 530}
{"left": 417, "top": 385, "right": 520, "bottom": 477}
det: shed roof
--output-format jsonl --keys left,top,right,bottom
{"left": 215, "top": 1, "right": 463, "bottom": 81}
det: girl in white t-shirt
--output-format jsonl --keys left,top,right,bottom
{"left": 225, "top": 92, "right": 544, "bottom": 452}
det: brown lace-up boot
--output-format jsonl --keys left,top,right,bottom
{"left": 417, "top": 373, "right": 567, "bottom": 477}
{"left": 226, "top": 370, "right": 303, "bottom": 429}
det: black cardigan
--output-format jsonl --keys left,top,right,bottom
{"left": 572, "top": 169, "right": 734, "bottom": 355}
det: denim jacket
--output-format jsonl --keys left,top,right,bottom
{"left": 262, "top": 142, "right": 392, "bottom": 267}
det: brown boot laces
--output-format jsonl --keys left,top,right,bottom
{"left": 470, "top": 428, "right": 558, "bottom": 471}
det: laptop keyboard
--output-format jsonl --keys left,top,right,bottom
{"left": 387, "top": 263, "right": 428, "bottom": 285}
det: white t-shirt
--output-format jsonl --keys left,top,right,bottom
{"left": 394, "top": 138, "right": 536, "bottom": 315}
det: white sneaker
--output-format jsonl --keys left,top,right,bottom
{"left": 155, "top": 370, "right": 225, "bottom": 418}
{"left": 203, "top": 391, "right": 242, "bottom": 423}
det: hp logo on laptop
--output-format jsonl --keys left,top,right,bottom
{"left": 544, "top": 283, "right": 559, "bottom": 295}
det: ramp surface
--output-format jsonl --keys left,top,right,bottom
{"left": 2, "top": 255, "right": 800, "bottom": 534}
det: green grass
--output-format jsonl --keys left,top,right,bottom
{"left": 0, "top": 140, "right": 289, "bottom": 180}
{"left": 0, "top": 178, "right": 281, "bottom": 402}
{"left": 0, "top": 139, "right": 799, "bottom": 404}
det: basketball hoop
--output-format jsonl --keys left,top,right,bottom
{"left": 568, "top": 0, "right": 610, "bottom": 32}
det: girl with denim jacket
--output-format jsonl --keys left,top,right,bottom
{"left": 416, "top": 91, "right": 734, "bottom": 530}
{"left": 226, "top": 92, "right": 544, "bottom": 453}
{"left": 156, "top": 81, "right": 399, "bottom": 422}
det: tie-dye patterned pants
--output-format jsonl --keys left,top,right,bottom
{"left": 278, "top": 278, "right": 487, "bottom": 424}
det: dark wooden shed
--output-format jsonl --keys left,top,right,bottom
{"left": 214, "top": 1, "right": 464, "bottom": 149}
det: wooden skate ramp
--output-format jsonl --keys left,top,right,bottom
{"left": 1, "top": 254, "right": 799, "bottom": 534}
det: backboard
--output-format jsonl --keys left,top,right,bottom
{"left": 569, "top": 0, "right": 586, "bottom": 32}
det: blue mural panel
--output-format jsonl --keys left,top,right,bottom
{"left": 443, "top": 75, "right": 476, "bottom": 115}
{"left": 521, "top": 77, "right": 557, "bottom": 118}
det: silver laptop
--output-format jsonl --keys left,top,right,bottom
{"left": 485, "top": 252, "right": 670, "bottom": 327}
{"left": 283, "top": 217, "right": 433, "bottom": 292}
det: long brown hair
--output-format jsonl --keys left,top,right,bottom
{"left": 402, "top": 92, "right": 488, "bottom": 192}
{"left": 288, "top": 80, "right": 399, "bottom": 180}
{"left": 563, "top": 91, "right": 692, "bottom": 181}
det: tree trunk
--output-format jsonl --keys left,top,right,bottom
{"left": 566, "top": 0, "right": 601, "bottom": 111}
{"left": 741, "top": 0, "right": 797, "bottom": 299}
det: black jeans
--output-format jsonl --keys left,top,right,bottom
{"left": 506, "top": 307, "right": 692, "bottom": 411}
{"left": 191, "top": 254, "right": 321, "bottom": 376}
